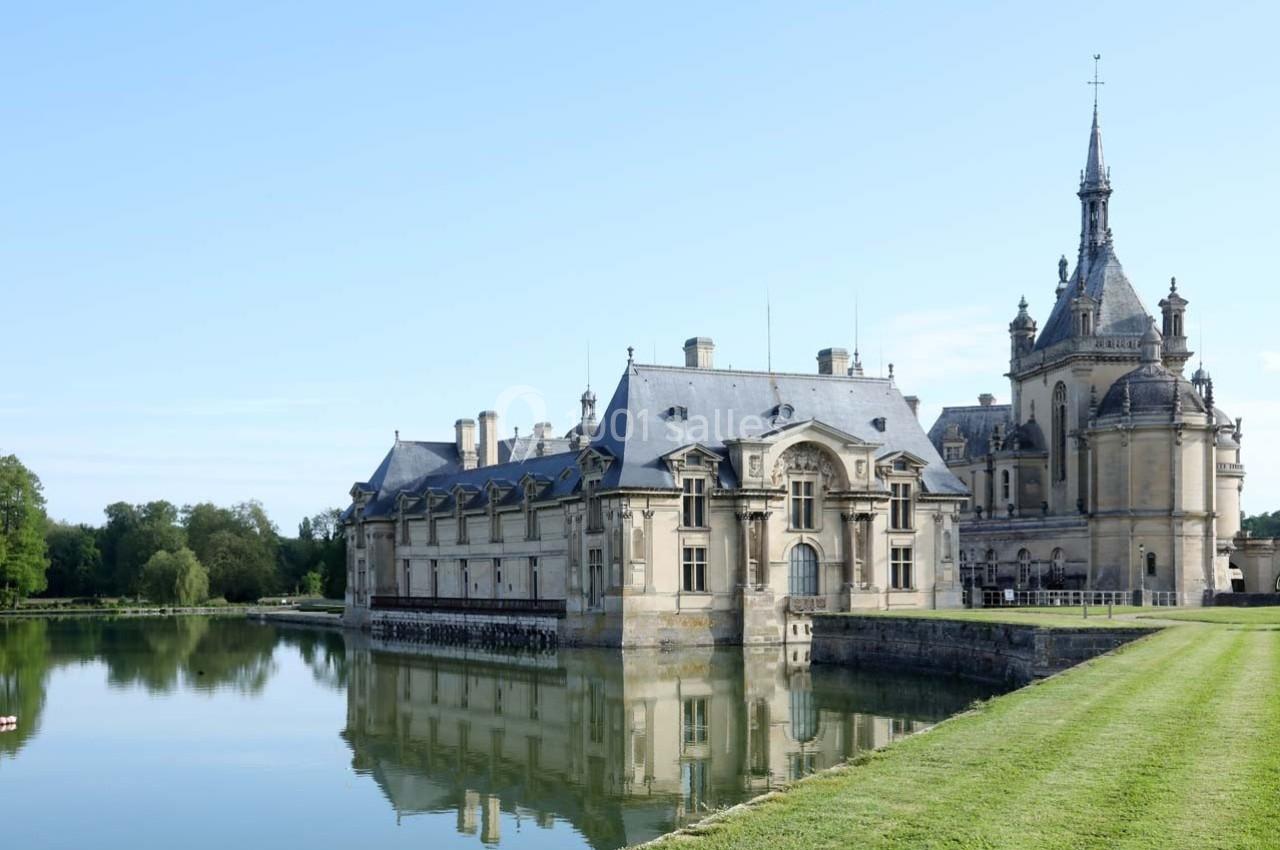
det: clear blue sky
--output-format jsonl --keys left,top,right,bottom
{"left": 4, "top": 2, "right": 1277, "bottom": 531}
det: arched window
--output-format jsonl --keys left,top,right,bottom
{"left": 1001, "top": 470, "right": 1011, "bottom": 502}
{"left": 984, "top": 549, "right": 998, "bottom": 585}
{"left": 1018, "top": 549, "right": 1032, "bottom": 587}
{"left": 1146, "top": 551, "right": 1157, "bottom": 577}
{"left": 1052, "top": 382, "right": 1068, "bottom": 484}
{"left": 789, "top": 543, "right": 819, "bottom": 596}
{"left": 1051, "top": 548, "right": 1065, "bottom": 584}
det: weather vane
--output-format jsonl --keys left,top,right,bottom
{"left": 1088, "top": 53, "right": 1105, "bottom": 109}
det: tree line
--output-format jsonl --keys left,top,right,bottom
{"left": 0, "top": 453, "right": 346, "bottom": 606}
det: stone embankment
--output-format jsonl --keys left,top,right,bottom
{"left": 811, "top": 614, "right": 1154, "bottom": 685}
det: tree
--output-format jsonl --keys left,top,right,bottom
{"left": 140, "top": 548, "right": 209, "bottom": 605}
{"left": 98, "top": 501, "right": 184, "bottom": 596}
{"left": 1243, "top": 511, "right": 1280, "bottom": 539}
{"left": 44, "top": 523, "right": 103, "bottom": 597}
{"left": 204, "top": 530, "right": 275, "bottom": 602}
{"left": 301, "top": 570, "right": 324, "bottom": 597}
{"left": 0, "top": 455, "right": 50, "bottom": 606}
{"left": 310, "top": 508, "right": 347, "bottom": 599}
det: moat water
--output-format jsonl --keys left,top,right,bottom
{"left": 0, "top": 616, "right": 1001, "bottom": 849}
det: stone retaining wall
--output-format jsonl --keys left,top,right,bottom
{"left": 1214, "top": 592, "right": 1280, "bottom": 607}
{"left": 369, "top": 608, "right": 560, "bottom": 648}
{"left": 811, "top": 615, "right": 1153, "bottom": 685}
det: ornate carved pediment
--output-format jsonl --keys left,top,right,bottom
{"left": 770, "top": 443, "right": 846, "bottom": 489}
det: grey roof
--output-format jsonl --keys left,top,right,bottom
{"left": 1096, "top": 362, "right": 1208, "bottom": 419}
{"left": 927, "top": 404, "right": 1046, "bottom": 463}
{"left": 592, "top": 363, "right": 966, "bottom": 496}
{"left": 1083, "top": 106, "right": 1107, "bottom": 190}
{"left": 1034, "top": 243, "right": 1150, "bottom": 351}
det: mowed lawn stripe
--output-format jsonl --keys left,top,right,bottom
{"left": 1149, "top": 627, "right": 1280, "bottom": 849}
{"left": 645, "top": 624, "right": 1279, "bottom": 850}
{"left": 869, "top": 625, "right": 1232, "bottom": 850}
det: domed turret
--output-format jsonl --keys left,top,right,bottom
{"left": 1009, "top": 296, "right": 1037, "bottom": 359}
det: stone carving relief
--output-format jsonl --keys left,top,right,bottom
{"left": 748, "top": 453, "right": 763, "bottom": 479}
{"left": 770, "top": 443, "right": 844, "bottom": 489}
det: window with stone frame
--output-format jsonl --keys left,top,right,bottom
{"left": 790, "top": 479, "right": 816, "bottom": 529}
{"left": 682, "top": 477, "right": 708, "bottom": 528}
{"left": 890, "top": 482, "right": 913, "bottom": 530}
{"left": 890, "top": 546, "right": 913, "bottom": 590}
{"left": 489, "top": 498, "right": 502, "bottom": 543}
{"left": 682, "top": 546, "right": 707, "bottom": 592}
{"left": 1052, "top": 382, "right": 1068, "bottom": 484}
{"left": 456, "top": 503, "right": 468, "bottom": 544}
{"left": 528, "top": 556, "right": 539, "bottom": 600}
{"left": 460, "top": 558, "right": 469, "bottom": 598}
{"left": 1018, "top": 549, "right": 1032, "bottom": 586}
{"left": 494, "top": 557, "right": 503, "bottom": 597}
{"left": 1050, "top": 549, "right": 1065, "bottom": 584}
{"left": 984, "top": 549, "right": 998, "bottom": 585}
{"left": 427, "top": 504, "right": 439, "bottom": 545}
{"left": 586, "top": 479, "right": 604, "bottom": 532}
{"left": 1001, "top": 470, "right": 1011, "bottom": 502}
{"left": 400, "top": 511, "right": 410, "bottom": 544}
{"left": 430, "top": 559, "right": 439, "bottom": 597}
{"left": 587, "top": 547, "right": 604, "bottom": 608}
{"left": 524, "top": 485, "right": 540, "bottom": 540}
{"left": 682, "top": 697, "right": 708, "bottom": 747}
{"left": 403, "top": 559, "right": 411, "bottom": 595}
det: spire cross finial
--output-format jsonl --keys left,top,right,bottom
{"left": 1088, "top": 54, "right": 1105, "bottom": 110}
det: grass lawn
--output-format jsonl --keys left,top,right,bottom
{"left": 1136, "top": 606, "right": 1280, "bottom": 626}
{"left": 834, "top": 607, "right": 1158, "bottom": 629}
{"left": 643, "top": 621, "right": 1280, "bottom": 850}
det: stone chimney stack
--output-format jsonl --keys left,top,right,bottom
{"left": 478, "top": 410, "right": 499, "bottom": 468}
{"left": 683, "top": 337, "right": 714, "bottom": 369}
{"left": 816, "top": 347, "right": 850, "bottom": 375}
{"left": 455, "top": 419, "right": 478, "bottom": 470}
{"left": 978, "top": 393, "right": 996, "bottom": 407}
{"left": 904, "top": 395, "right": 920, "bottom": 418}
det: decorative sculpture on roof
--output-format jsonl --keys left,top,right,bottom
{"left": 770, "top": 443, "right": 843, "bottom": 489}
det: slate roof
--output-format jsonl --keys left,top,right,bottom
{"left": 1096, "top": 362, "right": 1208, "bottom": 419}
{"left": 348, "top": 363, "right": 968, "bottom": 520}
{"left": 926, "top": 403, "right": 1047, "bottom": 463}
{"left": 592, "top": 363, "right": 966, "bottom": 496}
{"left": 1034, "top": 243, "right": 1151, "bottom": 351}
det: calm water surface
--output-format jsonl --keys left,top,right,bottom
{"left": 0, "top": 617, "right": 999, "bottom": 849}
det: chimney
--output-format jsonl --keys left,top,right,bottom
{"left": 978, "top": 393, "right": 996, "bottom": 407}
{"left": 817, "top": 347, "right": 850, "bottom": 376}
{"left": 904, "top": 395, "right": 920, "bottom": 418}
{"left": 455, "top": 419, "right": 477, "bottom": 470}
{"left": 683, "top": 337, "right": 714, "bottom": 369}
{"left": 533, "top": 421, "right": 554, "bottom": 440}
{"left": 478, "top": 410, "right": 499, "bottom": 467}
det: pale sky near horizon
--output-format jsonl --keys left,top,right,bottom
{"left": 4, "top": 2, "right": 1278, "bottom": 531}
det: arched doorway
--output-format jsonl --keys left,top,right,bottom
{"left": 789, "top": 543, "right": 819, "bottom": 596}
{"left": 1230, "top": 563, "right": 1246, "bottom": 593}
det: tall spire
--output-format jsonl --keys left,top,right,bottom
{"left": 1078, "top": 54, "right": 1113, "bottom": 256}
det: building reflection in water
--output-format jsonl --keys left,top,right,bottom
{"left": 340, "top": 636, "right": 999, "bottom": 849}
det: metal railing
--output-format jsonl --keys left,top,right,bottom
{"left": 980, "top": 589, "right": 1134, "bottom": 608}
{"left": 370, "top": 595, "right": 567, "bottom": 618}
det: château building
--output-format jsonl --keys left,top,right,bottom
{"left": 928, "top": 103, "right": 1279, "bottom": 602}
{"left": 343, "top": 340, "right": 967, "bottom": 647}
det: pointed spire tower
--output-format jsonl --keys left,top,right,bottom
{"left": 1079, "top": 55, "right": 1112, "bottom": 258}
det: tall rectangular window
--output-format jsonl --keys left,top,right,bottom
{"left": 890, "top": 547, "right": 913, "bottom": 590}
{"left": 682, "top": 546, "right": 707, "bottom": 592}
{"left": 890, "top": 483, "right": 913, "bottom": 530}
{"left": 490, "top": 506, "right": 502, "bottom": 542}
{"left": 403, "top": 559, "right": 411, "bottom": 596}
{"left": 430, "top": 559, "right": 438, "bottom": 597}
{"left": 460, "top": 558, "right": 469, "bottom": 599}
{"left": 494, "top": 557, "right": 502, "bottom": 598}
{"left": 525, "top": 499, "right": 539, "bottom": 540}
{"left": 682, "top": 698, "right": 708, "bottom": 746}
{"left": 428, "top": 513, "right": 438, "bottom": 545}
{"left": 529, "top": 556, "right": 539, "bottom": 600}
{"left": 790, "top": 480, "right": 815, "bottom": 529}
{"left": 587, "top": 481, "right": 604, "bottom": 532}
{"left": 682, "top": 478, "right": 707, "bottom": 528}
{"left": 587, "top": 548, "right": 603, "bottom": 608}
{"left": 457, "top": 510, "right": 468, "bottom": 544}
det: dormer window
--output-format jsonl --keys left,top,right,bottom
{"left": 893, "top": 459, "right": 908, "bottom": 472}
{"left": 489, "top": 498, "right": 502, "bottom": 543}
{"left": 682, "top": 478, "right": 707, "bottom": 528}
{"left": 668, "top": 405, "right": 689, "bottom": 421}
{"left": 872, "top": 417, "right": 887, "bottom": 433}
{"left": 427, "top": 502, "right": 439, "bottom": 545}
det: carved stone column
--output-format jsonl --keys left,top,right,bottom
{"left": 642, "top": 509, "right": 655, "bottom": 593}
{"left": 840, "top": 512, "right": 856, "bottom": 587}
{"left": 620, "top": 507, "right": 635, "bottom": 587}
{"left": 758, "top": 511, "right": 772, "bottom": 588}
{"left": 736, "top": 511, "right": 751, "bottom": 588}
